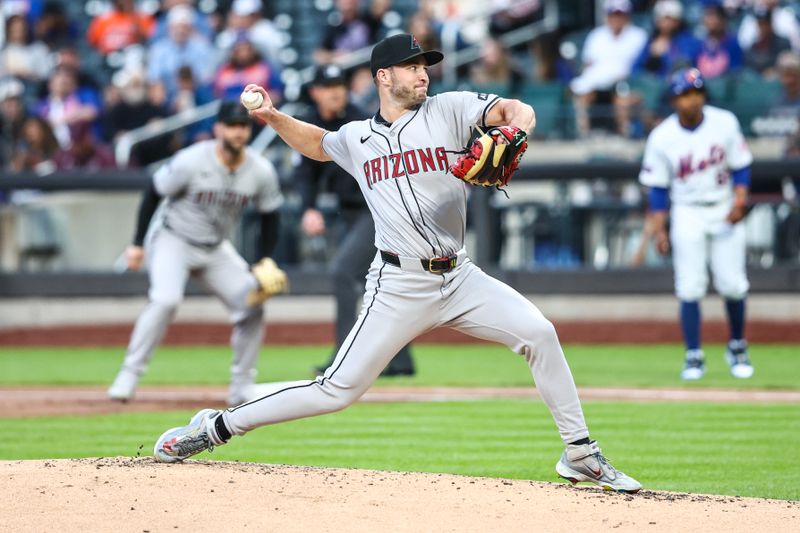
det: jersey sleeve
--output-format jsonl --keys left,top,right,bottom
{"left": 638, "top": 132, "right": 671, "bottom": 189}
{"left": 432, "top": 91, "right": 502, "bottom": 144}
{"left": 725, "top": 114, "right": 753, "bottom": 171}
{"left": 256, "top": 158, "right": 284, "bottom": 213}
{"left": 152, "top": 153, "right": 191, "bottom": 196}
{"left": 321, "top": 123, "right": 357, "bottom": 176}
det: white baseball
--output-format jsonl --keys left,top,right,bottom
{"left": 240, "top": 91, "right": 264, "bottom": 110}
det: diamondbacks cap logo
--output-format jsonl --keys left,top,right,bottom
{"left": 411, "top": 35, "right": 420, "bottom": 50}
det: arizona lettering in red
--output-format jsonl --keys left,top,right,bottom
{"left": 362, "top": 147, "right": 449, "bottom": 189}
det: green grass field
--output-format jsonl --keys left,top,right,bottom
{"left": 1, "top": 344, "right": 798, "bottom": 500}
{"left": 1, "top": 343, "right": 798, "bottom": 389}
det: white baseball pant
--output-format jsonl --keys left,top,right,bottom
{"left": 670, "top": 203, "right": 749, "bottom": 301}
{"left": 224, "top": 250, "right": 589, "bottom": 444}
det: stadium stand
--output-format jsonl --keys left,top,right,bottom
{"left": 1, "top": 0, "right": 799, "bottom": 278}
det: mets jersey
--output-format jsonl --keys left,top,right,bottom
{"left": 152, "top": 140, "right": 283, "bottom": 245}
{"left": 321, "top": 91, "right": 500, "bottom": 259}
{"left": 639, "top": 105, "right": 753, "bottom": 206}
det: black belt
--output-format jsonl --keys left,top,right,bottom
{"left": 380, "top": 250, "right": 459, "bottom": 273}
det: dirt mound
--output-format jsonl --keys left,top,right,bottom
{"left": 0, "top": 458, "right": 796, "bottom": 532}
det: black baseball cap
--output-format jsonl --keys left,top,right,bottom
{"left": 311, "top": 64, "right": 346, "bottom": 86}
{"left": 217, "top": 100, "right": 251, "bottom": 125}
{"left": 369, "top": 33, "right": 444, "bottom": 76}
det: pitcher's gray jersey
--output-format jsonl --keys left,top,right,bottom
{"left": 322, "top": 91, "right": 500, "bottom": 258}
{"left": 153, "top": 140, "right": 283, "bottom": 245}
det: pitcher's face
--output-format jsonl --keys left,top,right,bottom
{"left": 387, "top": 58, "right": 429, "bottom": 108}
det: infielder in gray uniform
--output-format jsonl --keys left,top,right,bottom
{"left": 153, "top": 34, "right": 641, "bottom": 493}
{"left": 108, "top": 101, "right": 284, "bottom": 407}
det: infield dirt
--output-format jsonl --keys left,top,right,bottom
{"left": 1, "top": 457, "right": 797, "bottom": 533}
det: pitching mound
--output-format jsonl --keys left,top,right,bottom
{"left": 0, "top": 458, "right": 796, "bottom": 532}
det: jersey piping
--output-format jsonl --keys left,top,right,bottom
{"left": 368, "top": 120, "right": 438, "bottom": 256}
{"left": 396, "top": 106, "right": 445, "bottom": 257}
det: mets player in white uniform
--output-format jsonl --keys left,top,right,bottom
{"left": 639, "top": 68, "right": 754, "bottom": 381}
{"left": 152, "top": 34, "right": 641, "bottom": 493}
{"left": 108, "top": 101, "right": 284, "bottom": 406}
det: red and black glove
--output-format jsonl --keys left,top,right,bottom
{"left": 449, "top": 126, "right": 528, "bottom": 188}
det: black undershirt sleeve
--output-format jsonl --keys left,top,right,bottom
{"left": 257, "top": 210, "right": 280, "bottom": 260}
{"left": 132, "top": 179, "right": 162, "bottom": 246}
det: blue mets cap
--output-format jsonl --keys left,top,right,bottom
{"left": 668, "top": 68, "right": 705, "bottom": 97}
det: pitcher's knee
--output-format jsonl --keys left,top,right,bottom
{"left": 316, "top": 381, "right": 363, "bottom": 414}
{"left": 525, "top": 319, "right": 559, "bottom": 346}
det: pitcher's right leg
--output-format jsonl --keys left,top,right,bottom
{"left": 222, "top": 262, "right": 434, "bottom": 435}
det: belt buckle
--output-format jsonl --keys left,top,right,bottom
{"left": 427, "top": 255, "right": 457, "bottom": 273}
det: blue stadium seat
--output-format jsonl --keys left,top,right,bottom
{"left": 704, "top": 74, "right": 732, "bottom": 108}
{"left": 558, "top": 29, "right": 591, "bottom": 73}
{"left": 628, "top": 73, "right": 664, "bottom": 112}
{"left": 729, "top": 75, "right": 784, "bottom": 135}
{"left": 518, "top": 82, "right": 566, "bottom": 139}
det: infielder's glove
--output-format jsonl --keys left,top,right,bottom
{"left": 246, "top": 258, "right": 288, "bottom": 306}
{"left": 449, "top": 125, "right": 528, "bottom": 188}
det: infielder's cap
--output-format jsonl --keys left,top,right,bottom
{"left": 310, "top": 64, "right": 346, "bottom": 86}
{"left": 668, "top": 68, "right": 705, "bottom": 97}
{"left": 217, "top": 100, "right": 251, "bottom": 124}
{"left": 370, "top": 33, "right": 444, "bottom": 76}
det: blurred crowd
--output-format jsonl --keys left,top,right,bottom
{"left": 0, "top": 0, "right": 799, "bottom": 176}
{"left": 565, "top": 0, "right": 800, "bottom": 144}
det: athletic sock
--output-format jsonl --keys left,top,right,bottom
{"left": 725, "top": 298, "right": 746, "bottom": 342}
{"left": 215, "top": 412, "right": 232, "bottom": 442}
{"left": 569, "top": 437, "right": 591, "bottom": 446}
{"left": 680, "top": 300, "right": 701, "bottom": 351}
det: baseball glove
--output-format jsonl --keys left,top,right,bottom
{"left": 449, "top": 126, "right": 528, "bottom": 188}
{"left": 246, "top": 258, "right": 288, "bottom": 306}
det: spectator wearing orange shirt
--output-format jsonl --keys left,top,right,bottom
{"left": 86, "top": 0, "right": 155, "bottom": 56}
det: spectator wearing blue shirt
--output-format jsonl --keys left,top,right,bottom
{"left": 634, "top": 0, "right": 702, "bottom": 79}
{"left": 146, "top": 5, "right": 217, "bottom": 104}
{"left": 150, "top": 0, "right": 214, "bottom": 43}
{"left": 696, "top": 3, "right": 743, "bottom": 79}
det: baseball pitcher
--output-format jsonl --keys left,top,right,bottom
{"left": 152, "top": 34, "right": 641, "bottom": 493}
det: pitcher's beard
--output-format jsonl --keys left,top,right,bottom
{"left": 391, "top": 85, "right": 426, "bottom": 109}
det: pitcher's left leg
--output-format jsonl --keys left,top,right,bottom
{"left": 443, "top": 264, "right": 587, "bottom": 444}
{"left": 442, "top": 263, "right": 640, "bottom": 492}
